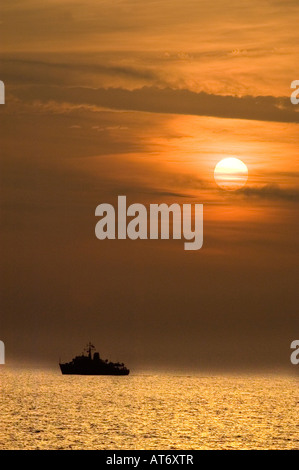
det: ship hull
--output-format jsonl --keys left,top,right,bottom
{"left": 59, "top": 364, "right": 130, "bottom": 376}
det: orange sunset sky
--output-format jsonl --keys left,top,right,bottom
{"left": 0, "top": 0, "right": 298, "bottom": 371}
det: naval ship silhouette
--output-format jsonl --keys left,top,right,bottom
{"left": 59, "top": 342, "right": 130, "bottom": 375}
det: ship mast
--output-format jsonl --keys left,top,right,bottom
{"left": 85, "top": 342, "right": 95, "bottom": 359}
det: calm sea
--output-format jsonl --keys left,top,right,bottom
{"left": 0, "top": 369, "right": 298, "bottom": 450}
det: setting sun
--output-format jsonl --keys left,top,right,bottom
{"left": 214, "top": 157, "right": 248, "bottom": 191}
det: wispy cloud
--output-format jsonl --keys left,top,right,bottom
{"left": 12, "top": 85, "right": 299, "bottom": 124}
{"left": 239, "top": 184, "right": 299, "bottom": 201}
{"left": 0, "top": 58, "right": 159, "bottom": 86}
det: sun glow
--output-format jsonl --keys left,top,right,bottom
{"left": 214, "top": 157, "right": 248, "bottom": 191}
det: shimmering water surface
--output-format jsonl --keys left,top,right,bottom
{"left": 0, "top": 369, "right": 298, "bottom": 450}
